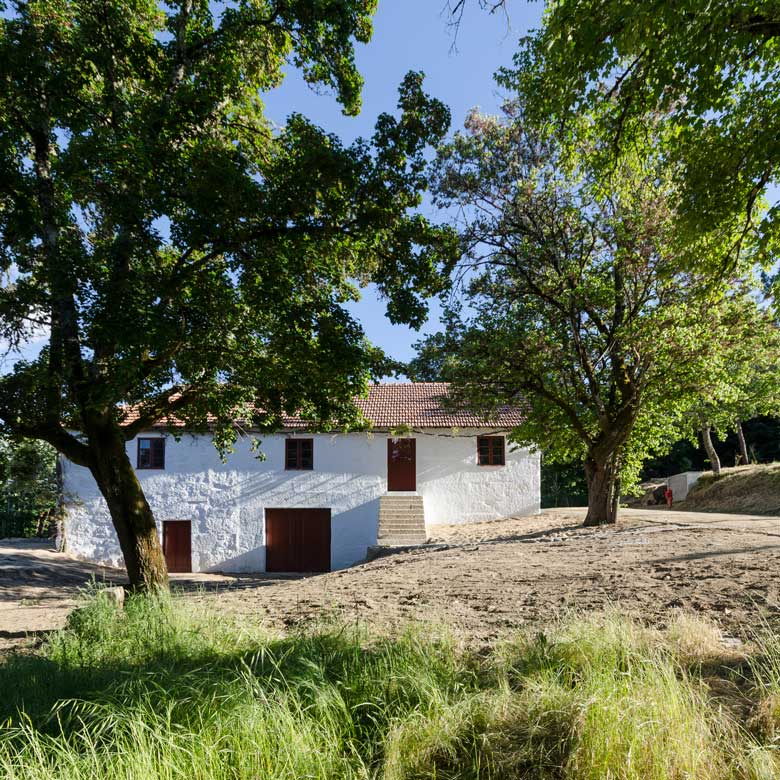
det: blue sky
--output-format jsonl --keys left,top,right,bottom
{"left": 0, "top": 2, "right": 544, "bottom": 373}
{"left": 4, "top": 2, "right": 776, "bottom": 374}
{"left": 263, "top": 1, "right": 545, "bottom": 366}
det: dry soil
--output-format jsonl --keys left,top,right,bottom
{"left": 200, "top": 507, "right": 780, "bottom": 643}
{"left": 3, "top": 508, "right": 780, "bottom": 650}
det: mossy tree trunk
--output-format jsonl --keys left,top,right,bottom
{"left": 583, "top": 453, "right": 622, "bottom": 526}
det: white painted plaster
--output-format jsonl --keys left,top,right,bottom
{"left": 666, "top": 471, "right": 703, "bottom": 503}
{"left": 61, "top": 430, "right": 540, "bottom": 572}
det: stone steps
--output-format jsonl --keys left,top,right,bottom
{"left": 377, "top": 531, "right": 426, "bottom": 540}
{"left": 376, "top": 537, "right": 427, "bottom": 546}
{"left": 377, "top": 493, "right": 427, "bottom": 546}
{"left": 378, "top": 528, "right": 422, "bottom": 535}
{"left": 377, "top": 533, "right": 427, "bottom": 542}
{"left": 378, "top": 516, "right": 424, "bottom": 525}
{"left": 378, "top": 508, "right": 424, "bottom": 516}
{"left": 378, "top": 520, "right": 423, "bottom": 528}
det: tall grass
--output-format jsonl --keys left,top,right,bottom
{"left": 0, "top": 592, "right": 778, "bottom": 779}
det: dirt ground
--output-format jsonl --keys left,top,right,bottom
{"left": 3, "top": 507, "right": 780, "bottom": 650}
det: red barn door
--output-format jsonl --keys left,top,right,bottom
{"left": 265, "top": 508, "right": 331, "bottom": 573}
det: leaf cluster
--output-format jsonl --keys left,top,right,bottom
{"left": 0, "top": 1, "right": 458, "bottom": 459}
{"left": 0, "top": 435, "right": 58, "bottom": 513}
{"left": 681, "top": 287, "right": 780, "bottom": 443}
{"left": 505, "top": 0, "right": 780, "bottom": 268}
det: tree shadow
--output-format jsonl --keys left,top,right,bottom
{"left": 169, "top": 572, "right": 308, "bottom": 595}
{"left": 648, "top": 543, "right": 780, "bottom": 564}
{"left": 0, "top": 557, "right": 124, "bottom": 603}
{"left": 0, "top": 613, "right": 454, "bottom": 746}
{"left": 429, "top": 523, "right": 596, "bottom": 547}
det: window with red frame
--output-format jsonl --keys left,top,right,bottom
{"left": 477, "top": 436, "right": 505, "bottom": 466}
{"left": 137, "top": 437, "right": 165, "bottom": 469}
{"left": 285, "top": 439, "right": 313, "bottom": 470}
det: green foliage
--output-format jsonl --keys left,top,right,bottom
{"left": 0, "top": 436, "right": 57, "bottom": 536}
{"left": 541, "top": 459, "right": 588, "bottom": 508}
{"left": 1, "top": 595, "right": 778, "bottom": 779}
{"left": 640, "top": 417, "right": 780, "bottom": 480}
{"left": 683, "top": 291, "right": 780, "bottom": 439}
{"left": 0, "top": 0, "right": 457, "bottom": 456}
{"left": 412, "top": 103, "right": 756, "bottom": 503}
{"left": 508, "top": 1, "right": 780, "bottom": 269}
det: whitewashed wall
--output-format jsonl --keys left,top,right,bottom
{"left": 61, "top": 430, "right": 540, "bottom": 572}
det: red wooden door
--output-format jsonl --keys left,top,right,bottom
{"left": 265, "top": 508, "right": 331, "bottom": 573}
{"left": 163, "top": 520, "right": 192, "bottom": 573}
{"left": 387, "top": 438, "right": 416, "bottom": 491}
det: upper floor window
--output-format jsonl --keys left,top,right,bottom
{"left": 137, "top": 437, "right": 165, "bottom": 469}
{"left": 477, "top": 436, "right": 505, "bottom": 466}
{"left": 285, "top": 438, "right": 313, "bottom": 470}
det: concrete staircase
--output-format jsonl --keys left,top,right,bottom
{"left": 377, "top": 493, "right": 427, "bottom": 546}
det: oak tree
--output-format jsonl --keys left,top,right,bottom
{"left": 412, "top": 106, "right": 755, "bottom": 525}
{"left": 0, "top": 0, "right": 456, "bottom": 589}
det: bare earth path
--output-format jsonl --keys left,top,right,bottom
{"left": 204, "top": 508, "right": 780, "bottom": 642}
{"left": 2, "top": 508, "right": 780, "bottom": 649}
{"left": 0, "top": 539, "right": 122, "bottom": 650}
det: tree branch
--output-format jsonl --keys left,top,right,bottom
{"left": 120, "top": 385, "right": 202, "bottom": 440}
{"left": 13, "top": 422, "right": 92, "bottom": 467}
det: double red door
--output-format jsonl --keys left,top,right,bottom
{"left": 388, "top": 438, "right": 416, "bottom": 491}
{"left": 265, "top": 508, "right": 331, "bottom": 572}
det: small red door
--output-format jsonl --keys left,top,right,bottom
{"left": 163, "top": 520, "right": 192, "bottom": 573}
{"left": 265, "top": 508, "right": 331, "bottom": 573}
{"left": 387, "top": 438, "right": 416, "bottom": 491}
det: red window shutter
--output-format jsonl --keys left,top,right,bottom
{"left": 285, "top": 439, "right": 314, "bottom": 470}
{"left": 477, "top": 436, "right": 505, "bottom": 466}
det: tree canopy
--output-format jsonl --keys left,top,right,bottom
{"left": 682, "top": 290, "right": 780, "bottom": 474}
{"left": 411, "top": 103, "right": 763, "bottom": 525}
{"left": 0, "top": 0, "right": 457, "bottom": 588}
{"left": 507, "top": 1, "right": 780, "bottom": 267}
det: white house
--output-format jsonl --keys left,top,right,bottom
{"left": 60, "top": 383, "right": 540, "bottom": 573}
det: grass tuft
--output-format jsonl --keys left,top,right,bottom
{"left": 664, "top": 610, "right": 736, "bottom": 667}
{"left": 681, "top": 462, "right": 780, "bottom": 515}
{"left": 1, "top": 592, "right": 779, "bottom": 779}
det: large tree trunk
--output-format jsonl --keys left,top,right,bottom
{"left": 87, "top": 425, "right": 168, "bottom": 591}
{"left": 583, "top": 456, "right": 620, "bottom": 526}
{"left": 736, "top": 421, "right": 750, "bottom": 466}
{"left": 30, "top": 123, "right": 166, "bottom": 588}
{"left": 700, "top": 424, "right": 721, "bottom": 476}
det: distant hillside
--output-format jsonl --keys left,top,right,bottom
{"left": 679, "top": 463, "right": 780, "bottom": 516}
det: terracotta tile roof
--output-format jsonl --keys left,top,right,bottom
{"left": 122, "top": 383, "right": 524, "bottom": 431}
{"left": 335, "top": 383, "right": 524, "bottom": 429}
